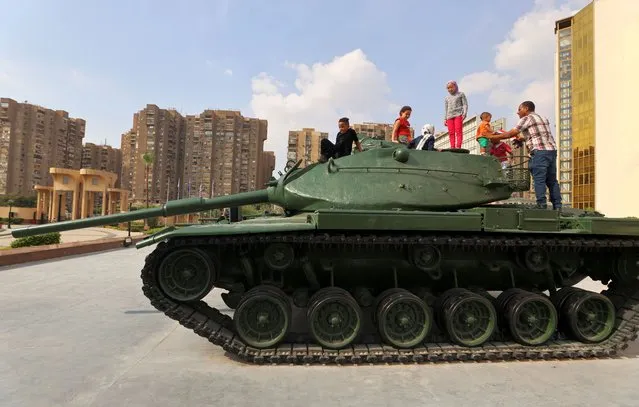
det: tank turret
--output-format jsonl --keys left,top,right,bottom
{"left": 10, "top": 142, "right": 639, "bottom": 366}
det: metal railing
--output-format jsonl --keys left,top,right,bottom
{"left": 504, "top": 157, "right": 531, "bottom": 192}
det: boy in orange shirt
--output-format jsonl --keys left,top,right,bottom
{"left": 476, "top": 112, "right": 500, "bottom": 155}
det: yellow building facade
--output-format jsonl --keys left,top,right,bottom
{"left": 554, "top": 0, "right": 639, "bottom": 217}
{"left": 34, "top": 168, "right": 129, "bottom": 222}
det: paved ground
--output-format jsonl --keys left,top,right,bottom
{"left": 1, "top": 247, "right": 639, "bottom": 407}
{"left": 0, "top": 225, "right": 144, "bottom": 248}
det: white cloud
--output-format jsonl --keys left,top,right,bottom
{"left": 250, "top": 49, "right": 396, "bottom": 170}
{"left": 459, "top": 0, "right": 590, "bottom": 122}
{"left": 224, "top": 68, "right": 233, "bottom": 76}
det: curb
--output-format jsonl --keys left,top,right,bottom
{"left": 0, "top": 236, "right": 147, "bottom": 267}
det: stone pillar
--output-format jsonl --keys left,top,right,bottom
{"left": 101, "top": 189, "right": 107, "bottom": 216}
{"left": 89, "top": 192, "right": 95, "bottom": 217}
{"left": 51, "top": 192, "right": 59, "bottom": 222}
{"left": 81, "top": 190, "right": 88, "bottom": 219}
{"left": 35, "top": 191, "right": 42, "bottom": 220}
{"left": 72, "top": 185, "right": 80, "bottom": 220}
{"left": 120, "top": 192, "right": 128, "bottom": 213}
{"left": 48, "top": 190, "right": 53, "bottom": 221}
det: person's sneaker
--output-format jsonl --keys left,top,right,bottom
{"left": 534, "top": 203, "right": 548, "bottom": 209}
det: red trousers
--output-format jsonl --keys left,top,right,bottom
{"left": 446, "top": 115, "right": 463, "bottom": 148}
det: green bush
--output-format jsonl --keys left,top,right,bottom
{"left": 146, "top": 216, "right": 159, "bottom": 228}
{"left": 11, "top": 232, "right": 61, "bottom": 248}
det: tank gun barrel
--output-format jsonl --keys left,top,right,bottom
{"left": 11, "top": 189, "right": 270, "bottom": 238}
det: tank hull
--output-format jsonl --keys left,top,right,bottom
{"left": 140, "top": 206, "right": 639, "bottom": 364}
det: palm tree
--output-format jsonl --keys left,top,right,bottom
{"left": 141, "top": 152, "right": 154, "bottom": 228}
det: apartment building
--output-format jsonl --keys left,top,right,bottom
{"left": 119, "top": 104, "right": 186, "bottom": 203}
{"left": 258, "top": 151, "right": 276, "bottom": 187}
{"left": 351, "top": 122, "right": 415, "bottom": 141}
{"left": 204, "top": 110, "right": 267, "bottom": 197}
{"left": 0, "top": 97, "right": 85, "bottom": 196}
{"left": 121, "top": 106, "right": 272, "bottom": 202}
{"left": 82, "top": 142, "right": 122, "bottom": 187}
{"left": 287, "top": 128, "right": 328, "bottom": 168}
{"left": 554, "top": 0, "right": 639, "bottom": 217}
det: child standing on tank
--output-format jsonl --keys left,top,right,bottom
{"left": 476, "top": 112, "right": 500, "bottom": 156}
{"left": 444, "top": 81, "right": 468, "bottom": 149}
{"left": 391, "top": 106, "right": 413, "bottom": 145}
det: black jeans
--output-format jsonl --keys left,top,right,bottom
{"left": 529, "top": 150, "right": 562, "bottom": 209}
{"left": 321, "top": 139, "right": 337, "bottom": 158}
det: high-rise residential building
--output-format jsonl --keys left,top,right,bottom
{"left": 434, "top": 115, "right": 506, "bottom": 155}
{"left": 119, "top": 104, "right": 186, "bottom": 203}
{"left": 554, "top": 0, "right": 639, "bottom": 217}
{"left": 287, "top": 128, "right": 328, "bottom": 168}
{"left": 122, "top": 106, "right": 271, "bottom": 202}
{"left": 119, "top": 129, "right": 137, "bottom": 199}
{"left": 352, "top": 122, "right": 392, "bottom": 141}
{"left": 352, "top": 122, "right": 415, "bottom": 141}
{"left": 258, "top": 151, "right": 276, "bottom": 188}
{"left": 181, "top": 110, "right": 267, "bottom": 198}
{"left": 0, "top": 97, "right": 85, "bottom": 196}
{"left": 81, "top": 142, "right": 122, "bottom": 187}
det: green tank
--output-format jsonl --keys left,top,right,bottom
{"left": 12, "top": 139, "right": 639, "bottom": 365}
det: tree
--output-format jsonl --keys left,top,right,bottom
{"left": 141, "top": 152, "right": 154, "bottom": 228}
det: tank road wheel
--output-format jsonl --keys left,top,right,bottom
{"left": 562, "top": 290, "right": 616, "bottom": 343}
{"left": 233, "top": 285, "right": 292, "bottom": 349}
{"left": 502, "top": 291, "right": 558, "bottom": 346}
{"left": 307, "top": 287, "right": 362, "bottom": 349}
{"left": 439, "top": 289, "right": 497, "bottom": 347}
{"left": 376, "top": 289, "right": 432, "bottom": 348}
{"left": 157, "top": 248, "right": 216, "bottom": 302}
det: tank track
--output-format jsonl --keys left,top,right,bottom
{"left": 140, "top": 232, "right": 639, "bottom": 365}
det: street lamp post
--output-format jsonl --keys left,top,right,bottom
{"left": 7, "top": 199, "right": 14, "bottom": 229}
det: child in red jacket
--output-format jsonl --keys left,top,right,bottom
{"left": 489, "top": 139, "right": 513, "bottom": 169}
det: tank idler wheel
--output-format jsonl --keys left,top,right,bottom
{"left": 307, "top": 287, "right": 362, "bottom": 349}
{"left": 439, "top": 288, "right": 497, "bottom": 347}
{"left": 376, "top": 289, "right": 432, "bottom": 348}
{"left": 233, "top": 285, "right": 292, "bottom": 349}
{"left": 562, "top": 290, "right": 616, "bottom": 343}
{"left": 157, "top": 248, "right": 217, "bottom": 302}
{"left": 502, "top": 291, "right": 558, "bottom": 346}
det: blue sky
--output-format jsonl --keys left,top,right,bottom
{"left": 0, "top": 0, "right": 588, "bottom": 170}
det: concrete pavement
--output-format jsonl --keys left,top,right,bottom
{"left": 1, "top": 247, "right": 639, "bottom": 407}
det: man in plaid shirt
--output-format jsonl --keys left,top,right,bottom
{"left": 490, "top": 101, "right": 562, "bottom": 210}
